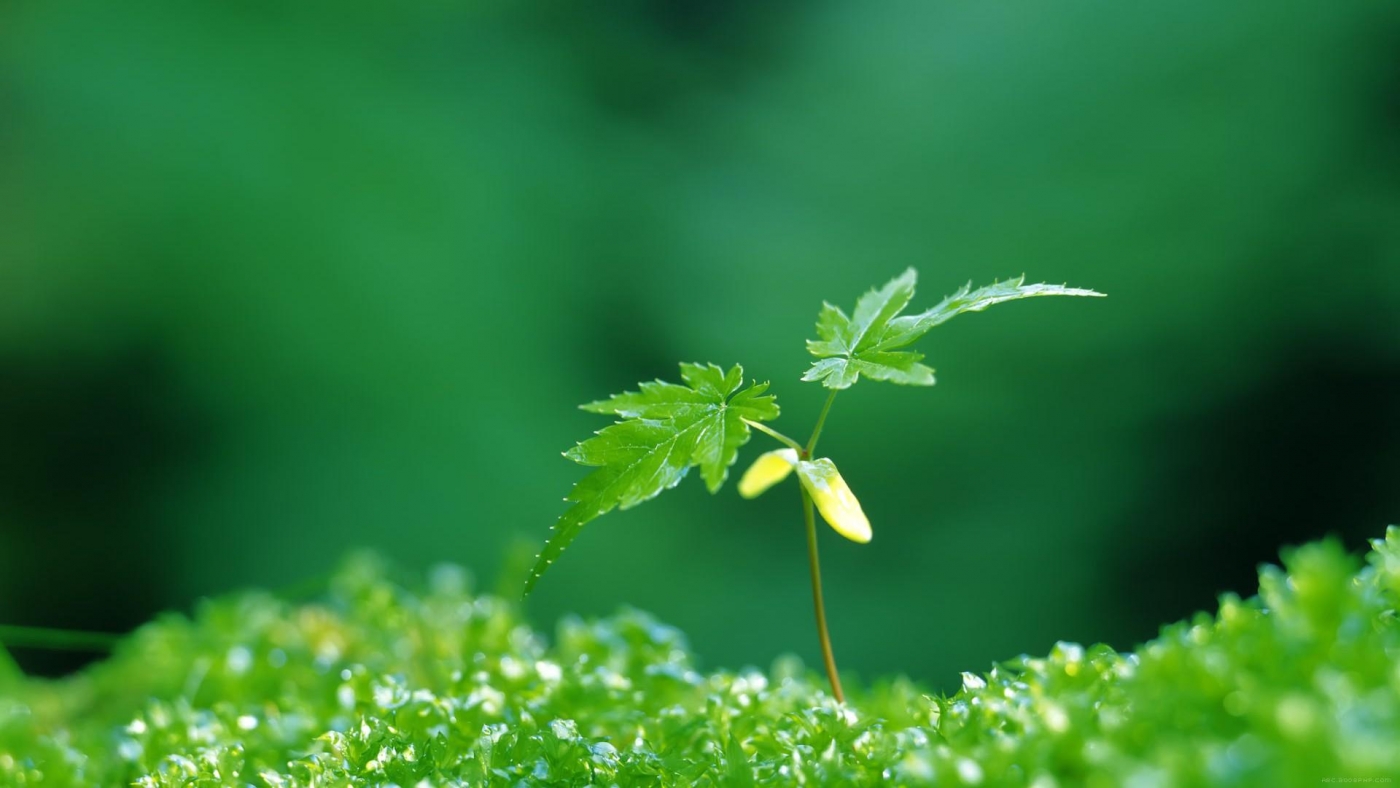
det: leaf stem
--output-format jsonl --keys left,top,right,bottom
{"left": 801, "top": 485, "right": 845, "bottom": 703}
{"left": 799, "top": 388, "right": 845, "bottom": 702}
{"left": 805, "top": 390, "right": 838, "bottom": 458}
{"left": 742, "top": 418, "right": 804, "bottom": 454}
{"left": 0, "top": 625, "right": 119, "bottom": 652}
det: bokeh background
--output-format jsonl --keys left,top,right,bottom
{"left": 3, "top": 2, "right": 1398, "bottom": 689}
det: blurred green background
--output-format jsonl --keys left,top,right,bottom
{"left": 2, "top": 2, "right": 1398, "bottom": 689}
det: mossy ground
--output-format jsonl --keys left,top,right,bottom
{"left": 2, "top": 528, "right": 1399, "bottom": 786}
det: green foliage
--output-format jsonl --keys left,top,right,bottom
{"left": 4, "top": 528, "right": 1398, "bottom": 786}
{"left": 803, "top": 270, "right": 1104, "bottom": 389}
{"left": 0, "top": 644, "right": 18, "bottom": 692}
{"left": 530, "top": 272, "right": 1099, "bottom": 596}
{"left": 526, "top": 363, "right": 778, "bottom": 594}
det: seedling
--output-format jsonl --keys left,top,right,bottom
{"left": 525, "top": 268, "right": 1103, "bottom": 701}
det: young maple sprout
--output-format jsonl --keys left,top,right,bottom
{"left": 525, "top": 268, "right": 1103, "bottom": 703}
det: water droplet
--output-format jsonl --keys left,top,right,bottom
{"left": 226, "top": 646, "right": 253, "bottom": 675}
{"left": 956, "top": 758, "right": 984, "bottom": 784}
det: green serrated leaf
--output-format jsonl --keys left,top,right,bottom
{"left": 803, "top": 270, "right": 1103, "bottom": 389}
{"left": 525, "top": 363, "right": 778, "bottom": 595}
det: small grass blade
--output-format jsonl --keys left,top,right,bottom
{"left": 0, "top": 641, "right": 20, "bottom": 688}
{"left": 0, "top": 624, "right": 120, "bottom": 653}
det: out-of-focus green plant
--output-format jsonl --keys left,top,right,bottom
{"left": 3, "top": 528, "right": 1398, "bottom": 785}
{"left": 526, "top": 269, "right": 1102, "bottom": 700}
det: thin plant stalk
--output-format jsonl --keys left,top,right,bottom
{"left": 802, "top": 389, "right": 844, "bottom": 701}
{"left": 806, "top": 390, "right": 838, "bottom": 457}
{"left": 801, "top": 484, "right": 845, "bottom": 703}
{"left": 746, "top": 394, "right": 848, "bottom": 701}
{"left": 743, "top": 419, "right": 804, "bottom": 454}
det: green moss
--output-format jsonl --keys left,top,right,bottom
{"left": 3, "top": 529, "right": 1399, "bottom": 786}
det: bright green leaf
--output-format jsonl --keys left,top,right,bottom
{"left": 525, "top": 363, "right": 778, "bottom": 595}
{"left": 803, "top": 270, "right": 1104, "bottom": 389}
{"left": 725, "top": 733, "right": 756, "bottom": 788}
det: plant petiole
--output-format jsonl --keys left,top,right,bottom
{"left": 742, "top": 418, "right": 805, "bottom": 455}
{"left": 800, "top": 388, "right": 846, "bottom": 702}
{"left": 801, "top": 485, "right": 846, "bottom": 703}
{"left": 805, "top": 390, "right": 838, "bottom": 457}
